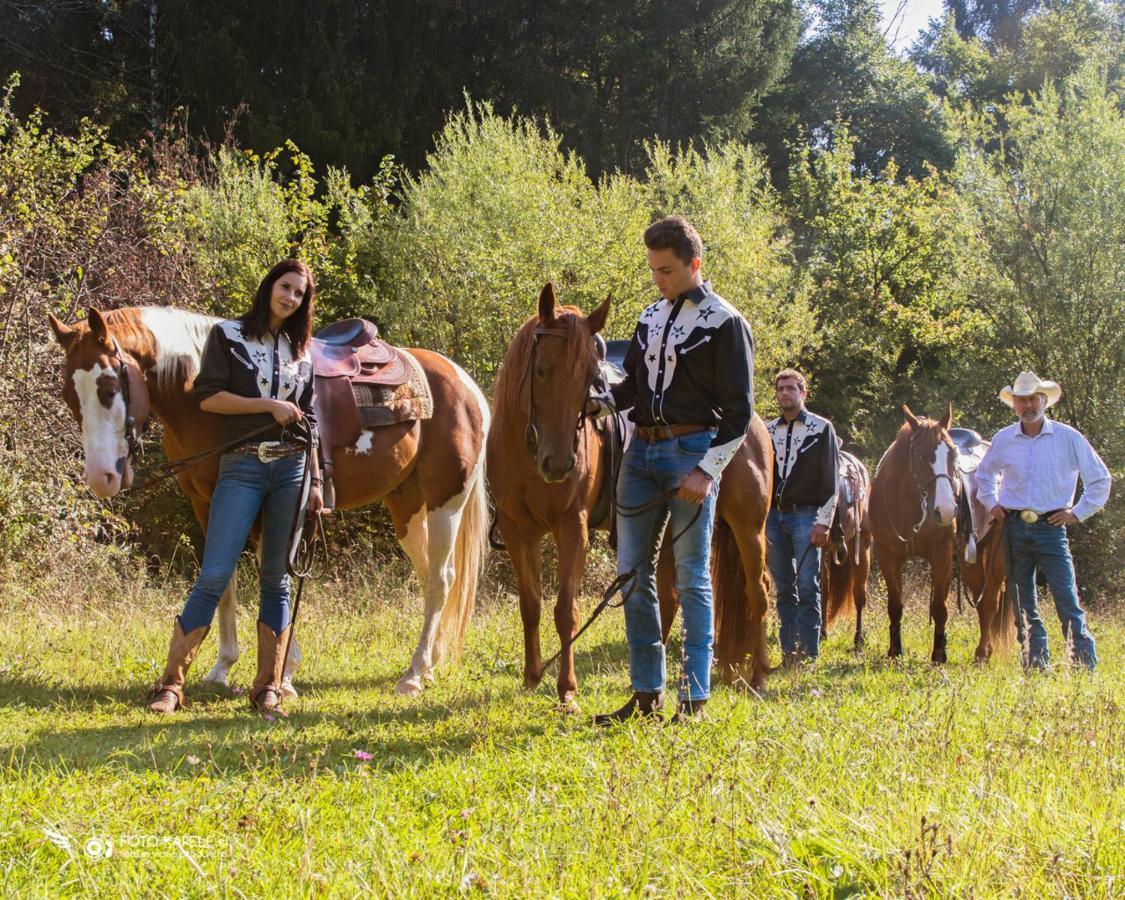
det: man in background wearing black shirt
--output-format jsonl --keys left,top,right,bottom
{"left": 766, "top": 369, "right": 839, "bottom": 666}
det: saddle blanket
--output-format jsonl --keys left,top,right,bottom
{"left": 350, "top": 349, "right": 433, "bottom": 428}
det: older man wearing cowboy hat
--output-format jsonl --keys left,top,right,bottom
{"left": 975, "top": 371, "right": 1111, "bottom": 670}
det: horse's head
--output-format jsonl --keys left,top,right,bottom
{"left": 526, "top": 283, "right": 611, "bottom": 483}
{"left": 48, "top": 308, "right": 151, "bottom": 498}
{"left": 900, "top": 402, "right": 958, "bottom": 527}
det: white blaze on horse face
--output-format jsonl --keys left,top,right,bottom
{"left": 72, "top": 364, "right": 130, "bottom": 498}
{"left": 931, "top": 444, "right": 956, "bottom": 525}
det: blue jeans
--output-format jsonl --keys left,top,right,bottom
{"left": 616, "top": 429, "right": 717, "bottom": 702}
{"left": 1003, "top": 517, "right": 1097, "bottom": 670}
{"left": 766, "top": 507, "right": 822, "bottom": 658}
{"left": 180, "top": 452, "right": 308, "bottom": 636}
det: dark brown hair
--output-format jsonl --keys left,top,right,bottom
{"left": 240, "top": 258, "right": 316, "bottom": 355}
{"left": 643, "top": 215, "right": 703, "bottom": 265}
{"left": 774, "top": 368, "right": 808, "bottom": 393}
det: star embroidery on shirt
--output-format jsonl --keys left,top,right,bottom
{"left": 697, "top": 306, "right": 716, "bottom": 322}
{"left": 647, "top": 353, "right": 657, "bottom": 363}
{"left": 671, "top": 324, "right": 686, "bottom": 338}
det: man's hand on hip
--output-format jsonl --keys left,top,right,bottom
{"left": 1048, "top": 509, "right": 1079, "bottom": 526}
{"left": 678, "top": 468, "right": 714, "bottom": 504}
{"left": 810, "top": 524, "right": 830, "bottom": 547}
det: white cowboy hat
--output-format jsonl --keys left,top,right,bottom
{"left": 999, "top": 371, "right": 1061, "bottom": 408}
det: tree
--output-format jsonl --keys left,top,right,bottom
{"left": 753, "top": 0, "right": 953, "bottom": 187}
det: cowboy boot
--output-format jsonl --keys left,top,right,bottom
{"left": 146, "top": 617, "right": 210, "bottom": 714}
{"left": 249, "top": 620, "right": 291, "bottom": 712}
{"left": 669, "top": 697, "right": 708, "bottom": 724}
{"left": 593, "top": 691, "right": 665, "bottom": 726}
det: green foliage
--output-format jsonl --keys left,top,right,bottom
{"left": 954, "top": 60, "right": 1125, "bottom": 463}
{"left": 789, "top": 126, "right": 988, "bottom": 450}
{"left": 377, "top": 100, "right": 814, "bottom": 395}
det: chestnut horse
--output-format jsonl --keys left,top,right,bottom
{"left": 487, "top": 284, "right": 772, "bottom": 709}
{"left": 869, "top": 404, "right": 960, "bottom": 662}
{"left": 48, "top": 306, "right": 489, "bottom": 696}
{"left": 953, "top": 438, "right": 1014, "bottom": 662}
{"left": 821, "top": 449, "right": 872, "bottom": 652}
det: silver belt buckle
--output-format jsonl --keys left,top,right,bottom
{"left": 1019, "top": 509, "right": 1040, "bottom": 524}
{"left": 257, "top": 441, "right": 282, "bottom": 463}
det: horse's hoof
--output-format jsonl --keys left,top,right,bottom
{"left": 887, "top": 647, "right": 903, "bottom": 659}
{"left": 201, "top": 669, "right": 231, "bottom": 689}
{"left": 280, "top": 678, "right": 298, "bottom": 701}
{"left": 422, "top": 670, "right": 435, "bottom": 683}
{"left": 931, "top": 652, "right": 947, "bottom": 665}
{"left": 394, "top": 676, "right": 423, "bottom": 696}
{"left": 554, "top": 695, "right": 581, "bottom": 715}
{"left": 522, "top": 669, "right": 544, "bottom": 691}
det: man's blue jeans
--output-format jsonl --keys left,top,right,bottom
{"left": 765, "top": 506, "right": 822, "bottom": 658}
{"left": 1003, "top": 517, "right": 1097, "bottom": 670}
{"left": 616, "top": 429, "right": 717, "bottom": 702}
{"left": 180, "top": 452, "right": 307, "bottom": 636}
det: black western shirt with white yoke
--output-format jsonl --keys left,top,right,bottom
{"left": 766, "top": 409, "right": 839, "bottom": 527}
{"left": 592, "top": 281, "right": 755, "bottom": 480}
{"left": 192, "top": 319, "right": 317, "bottom": 446}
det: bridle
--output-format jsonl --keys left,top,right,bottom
{"left": 108, "top": 338, "right": 147, "bottom": 464}
{"left": 519, "top": 324, "right": 598, "bottom": 458}
{"left": 887, "top": 430, "right": 960, "bottom": 544}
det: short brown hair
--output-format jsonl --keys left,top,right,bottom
{"left": 774, "top": 368, "right": 807, "bottom": 392}
{"left": 644, "top": 215, "right": 703, "bottom": 265}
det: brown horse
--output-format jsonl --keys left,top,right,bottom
{"left": 48, "top": 306, "right": 488, "bottom": 696}
{"left": 869, "top": 404, "right": 960, "bottom": 662}
{"left": 821, "top": 449, "right": 872, "bottom": 652}
{"left": 954, "top": 443, "right": 1014, "bottom": 662}
{"left": 487, "top": 284, "right": 772, "bottom": 709}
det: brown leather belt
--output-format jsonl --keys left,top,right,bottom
{"left": 634, "top": 423, "right": 710, "bottom": 442}
{"left": 233, "top": 441, "right": 305, "bottom": 462}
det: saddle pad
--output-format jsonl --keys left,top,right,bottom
{"left": 352, "top": 349, "right": 433, "bottom": 428}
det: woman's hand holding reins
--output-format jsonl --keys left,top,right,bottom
{"left": 265, "top": 399, "right": 303, "bottom": 426}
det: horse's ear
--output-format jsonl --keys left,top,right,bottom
{"left": 586, "top": 295, "right": 611, "bottom": 335}
{"left": 537, "top": 283, "right": 557, "bottom": 325}
{"left": 48, "top": 313, "right": 76, "bottom": 350}
{"left": 902, "top": 404, "right": 921, "bottom": 428}
{"left": 87, "top": 308, "right": 112, "bottom": 349}
{"left": 941, "top": 401, "right": 953, "bottom": 431}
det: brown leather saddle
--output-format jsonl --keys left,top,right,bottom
{"left": 311, "top": 318, "right": 413, "bottom": 508}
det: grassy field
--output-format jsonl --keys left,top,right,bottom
{"left": 0, "top": 557, "right": 1121, "bottom": 898}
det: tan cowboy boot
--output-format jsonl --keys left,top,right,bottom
{"left": 147, "top": 618, "right": 210, "bottom": 714}
{"left": 249, "top": 620, "right": 291, "bottom": 712}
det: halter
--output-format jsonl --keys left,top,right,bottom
{"left": 520, "top": 325, "right": 597, "bottom": 458}
{"left": 887, "top": 430, "right": 960, "bottom": 544}
{"left": 109, "top": 338, "right": 145, "bottom": 463}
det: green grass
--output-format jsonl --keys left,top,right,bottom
{"left": 0, "top": 559, "right": 1121, "bottom": 897}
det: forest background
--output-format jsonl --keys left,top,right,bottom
{"left": 0, "top": 0, "right": 1121, "bottom": 602}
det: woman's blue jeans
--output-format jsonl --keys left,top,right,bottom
{"left": 180, "top": 452, "right": 307, "bottom": 636}
{"left": 615, "top": 429, "right": 717, "bottom": 702}
{"left": 765, "top": 507, "right": 822, "bottom": 658}
{"left": 1003, "top": 517, "right": 1097, "bottom": 670}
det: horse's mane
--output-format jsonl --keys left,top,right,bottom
{"left": 120, "top": 306, "right": 219, "bottom": 396}
{"left": 493, "top": 306, "right": 594, "bottom": 421}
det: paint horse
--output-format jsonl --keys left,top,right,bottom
{"left": 869, "top": 404, "right": 961, "bottom": 662}
{"left": 950, "top": 428, "right": 1013, "bottom": 662}
{"left": 820, "top": 448, "right": 872, "bottom": 652}
{"left": 487, "top": 284, "right": 772, "bottom": 709}
{"left": 48, "top": 306, "right": 489, "bottom": 696}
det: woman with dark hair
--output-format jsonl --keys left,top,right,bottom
{"left": 148, "top": 258, "right": 323, "bottom": 715}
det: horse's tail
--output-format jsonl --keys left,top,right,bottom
{"left": 712, "top": 516, "right": 753, "bottom": 678}
{"left": 434, "top": 437, "right": 489, "bottom": 666}
{"left": 988, "top": 536, "right": 1016, "bottom": 651}
{"left": 822, "top": 551, "right": 856, "bottom": 629}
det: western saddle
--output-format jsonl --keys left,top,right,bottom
{"left": 311, "top": 318, "right": 413, "bottom": 508}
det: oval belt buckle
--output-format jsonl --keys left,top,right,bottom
{"left": 1020, "top": 509, "right": 1039, "bottom": 524}
{"left": 257, "top": 441, "right": 281, "bottom": 463}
